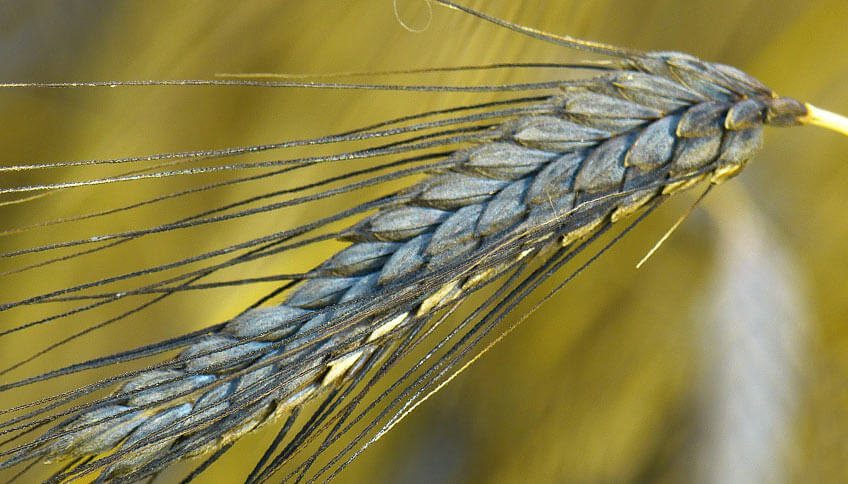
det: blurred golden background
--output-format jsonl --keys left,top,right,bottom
{"left": 1, "top": 1, "right": 847, "bottom": 482}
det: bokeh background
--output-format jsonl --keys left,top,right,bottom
{"left": 1, "top": 1, "right": 847, "bottom": 482}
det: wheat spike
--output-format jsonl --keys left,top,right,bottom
{"left": 1, "top": 2, "right": 846, "bottom": 483}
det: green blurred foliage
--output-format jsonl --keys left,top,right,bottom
{"left": 1, "top": 1, "right": 847, "bottom": 482}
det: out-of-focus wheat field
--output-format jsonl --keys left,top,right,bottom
{"left": 1, "top": 1, "right": 847, "bottom": 482}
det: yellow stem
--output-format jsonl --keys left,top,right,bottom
{"left": 801, "top": 103, "right": 848, "bottom": 137}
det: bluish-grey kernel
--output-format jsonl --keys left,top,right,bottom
{"left": 625, "top": 114, "right": 681, "bottom": 168}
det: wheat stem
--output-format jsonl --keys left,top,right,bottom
{"left": 801, "top": 103, "right": 848, "bottom": 136}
